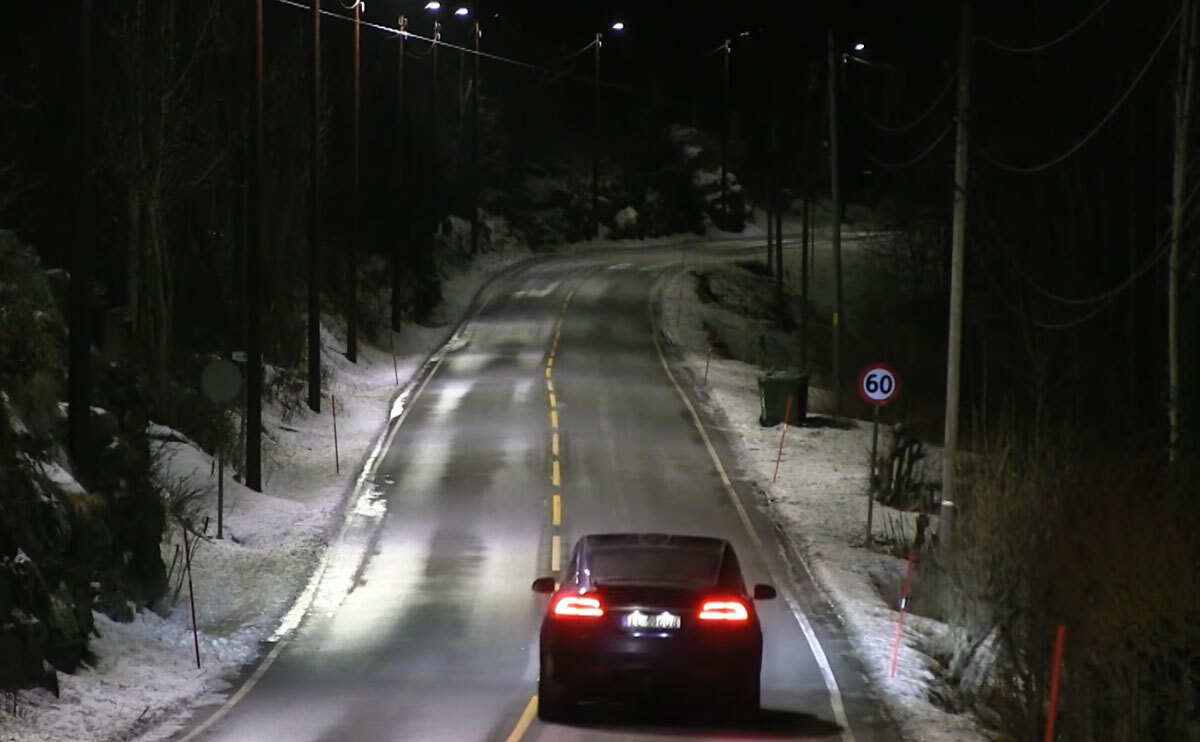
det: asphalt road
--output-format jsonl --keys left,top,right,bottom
{"left": 168, "top": 242, "right": 903, "bottom": 742}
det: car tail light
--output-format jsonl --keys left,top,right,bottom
{"left": 552, "top": 594, "right": 604, "bottom": 618}
{"left": 698, "top": 599, "right": 749, "bottom": 622}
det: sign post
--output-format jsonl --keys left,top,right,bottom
{"left": 858, "top": 363, "right": 900, "bottom": 546}
{"left": 201, "top": 359, "right": 243, "bottom": 540}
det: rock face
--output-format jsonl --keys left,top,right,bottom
{"left": 0, "top": 231, "right": 167, "bottom": 695}
{"left": 667, "top": 125, "right": 747, "bottom": 232}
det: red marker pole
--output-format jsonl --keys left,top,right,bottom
{"left": 1044, "top": 624, "right": 1067, "bottom": 742}
{"left": 772, "top": 395, "right": 794, "bottom": 483}
{"left": 703, "top": 345, "right": 712, "bottom": 385}
{"left": 391, "top": 331, "right": 399, "bottom": 385}
{"left": 181, "top": 524, "right": 201, "bottom": 669}
{"left": 889, "top": 549, "right": 917, "bottom": 677}
{"left": 332, "top": 394, "right": 340, "bottom": 475}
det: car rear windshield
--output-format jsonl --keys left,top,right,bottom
{"left": 588, "top": 546, "right": 721, "bottom": 588}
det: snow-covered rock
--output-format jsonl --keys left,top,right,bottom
{"left": 613, "top": 206, "right": 639, "bottom": 237}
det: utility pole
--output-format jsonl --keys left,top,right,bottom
{"left": 769, "top": 76, "right": 783, "bottom": 291}
{"left": 827, "top": 27, "right": 844, "bottom": 414}
{"left": 307, "top": 0, "right": 322, "bottom": 413}
{"left": 940, "top": 1, "right": 972, "bottom": 550}
{"left": 471, "top": 18, "right": 481, "bottom": 254}
{"left": 592, "top": 32, "right": 602, "bottom": 238}
{"left": 392, "top": 15, "right": 407, "bottom": 333}
{"left": 766, "top": 167, "right": 774, "bottom": 271}
{"left": 770, "top": 37, "right": 783, "bottom": 298}
{"left": 801, "top": 194, "right": 810, "bottom": 368}
{"left": 347, "top": 0, "right": 361, "bottom": 363}
{"left": 69, "top": 0, "right": 93, "bottom": 482}
{"left": 1169, "top": 0, "right": 1196, "bottom": 464}
{"left": 721, "top": 39, "right": 731, "bottom": 228}
{"left": 246, "top": 0, "right": 265, "bottom": 492}
{"left": 432, "top": 21, "right": 441, "bottom": 227}
{"left": 775, "top": 189, "right": 784, "bottom": 299}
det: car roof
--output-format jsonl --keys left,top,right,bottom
{"left": 572, "top": 534, "right": 737, "bottom": 590}
{"left": 579, "top": 533, "right": 731, "bottom": 554}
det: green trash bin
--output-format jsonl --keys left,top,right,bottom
{"left": 758, "top": 369, "right": 810, "bottom": 427}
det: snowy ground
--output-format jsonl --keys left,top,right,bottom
{"left": 0, "top": 245, "right": 536, "bottom": 742}
{"left": 659, "top": 266, "right": 988, "bottom": 742}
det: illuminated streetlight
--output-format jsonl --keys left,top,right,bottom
{"left": 454, "top": 6, "right": 469, "bottom": 16}
{"left": 611, "top": 21, "right": 625, "bottom": 31}
{"left": 853, "top": 42, "right": 865, "bottom": 51}
{"left": 424, "top": 1, "right": 440, "bottom": 11}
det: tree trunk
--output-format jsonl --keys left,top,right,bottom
{"left": 1168, "top": 0, "right": 1196, "bottom": 463}
{"left": 127, "top": 193, "right": 143, "bottom": 336}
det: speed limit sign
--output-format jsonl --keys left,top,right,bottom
{"left": 858, "top": 363, "right": 900, "bottom": 407}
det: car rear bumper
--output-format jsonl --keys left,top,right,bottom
{"left": 542, "top": 632, "right": 761, "bottom": 699}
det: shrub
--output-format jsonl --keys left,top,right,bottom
{"left": 941, "top": 412, "right": 1200, "bottom": 740}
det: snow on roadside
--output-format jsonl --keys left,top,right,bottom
{"left": 0, "top": 244, "right": 533, "bottom": 742}
{"left": 660, "top": 268, "right": 988, "bottom": 742}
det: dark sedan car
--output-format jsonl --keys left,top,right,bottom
{"left": 531, "top": 533, "right": 777, "bottom": 721}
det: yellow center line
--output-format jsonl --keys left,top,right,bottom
{"left": 551, "top": 534, "right": 562, "bottom": 571}
{"left": 547, "top": 380, "right": 554, "bottom": 393}
{"left": 547, "top": 356, "right": 554, "bottom": 368}
{"left": 504, "top": 695, "right": 538, "bottom": 742}
{"left": 552, "top": 494, "right": 561, "bottom": 526}
{"left": 551, "top": 459, "right": 560, "bottom": 487}
{"left": 551, "top": 432, "right": 559, "bottom": 456}
{"left": 550, "top": 410, "right": 558, "bottom": 429}
{"left": 549, "top": 392, "right": 557, "bottom": 409}
{"left": 545, "top": 366, "right": 551, "bottom": 379}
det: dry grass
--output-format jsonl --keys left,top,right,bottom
{"left": 940, "top": 414, "right": 1200, "bottom": 740}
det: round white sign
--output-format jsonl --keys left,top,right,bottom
{"left": 858, "top": 363, "right": 900, "bottom": 406}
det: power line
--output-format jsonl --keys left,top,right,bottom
{"left": 862, "top": 118, "right": 955, "bottom": 169}
{"left": 983, "top": 0, "right": 1114, "bottom": 54}
{"left": 272, "top": 0, "right": 547, "bottom": 72}
{"left": 974, "top": 176, "right": 1200, "bottom": 314}
{"left": 967, "top": 220, "right": 1117, "bottom": 331}
{"left": 271, "top": 0, "right": 689, "bottom": 107}
{"left": 856, "top": 70, "right": 958, "bottom": 134}
{"left": 543, "top": 39, "right": 598, "bottom": 66}
{"left": 979, "top": 8, "right": 1182, "bottom": 174}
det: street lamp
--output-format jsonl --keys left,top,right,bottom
{"left": 308, "top": 0, "right": 322, "bottom": 409}
{"left": 347, "top": 0, "right": 362, "bottom": 363}
{"left": 591, "top": 21, "right": 624, "bottom": 238}
{"left": 427, "top": 3, "right": 442, "bottom": 227}
{"left": 392, "top": 13, "right": 409, "bottom": 333}
{"left": 720, "top": 38, "right": 730, "bottom": 228}
{"left": 440, "top": 5, "right": 481, "bottom": 253}
{"left": 471, "top": 12, "right": 481, "bottom": 254}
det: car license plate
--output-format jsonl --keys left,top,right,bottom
{"left": 623, "top": 611, "right": 681, "bottom": 630}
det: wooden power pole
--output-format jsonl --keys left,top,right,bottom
{"left": 246, "top": 0, "right": 264, "bottom": 491}
{"left": 308, "top": 0, "right": 322, "bottom": 413}
{"left": 1169, "top": 0, "right": 1196, "bottom": 464}
{"left": 827, "top": 28, "right": 843, "bottom": 414}
{"left": 69, "top": 0, "right": 93, "bottom": 482}
{"left": 940, "top": 1, "right": 972, "bottom": 550}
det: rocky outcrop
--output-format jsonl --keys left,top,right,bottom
{"left": 0, "top": 231, "right": 166, "bottom": 695}
{"left": 667, "top": 125, "right": 748, "bottom": 232}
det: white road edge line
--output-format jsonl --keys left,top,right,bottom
{"left": 651, "top": 314, "right": 857, "bottom": 742}
{"left": 177, "top": 312, "right": 471, "bottom": 741}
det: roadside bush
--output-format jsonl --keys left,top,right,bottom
{"left": 940, "top": 412, "right": 1200, "bottom": 740}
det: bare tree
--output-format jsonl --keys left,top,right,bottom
{"left": 101, "top": 0, "right": 218, "bottom": 408}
